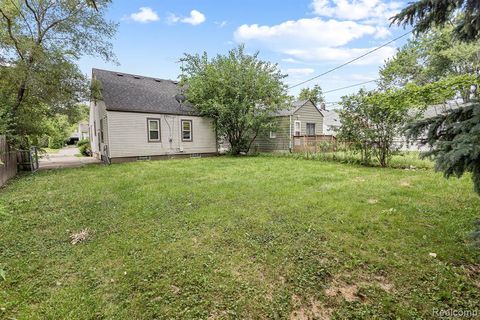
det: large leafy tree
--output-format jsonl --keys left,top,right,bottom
{"left": 390, "top": 2, "right": 480, "bottom": 196}
{"left": 0, "top": 0, "right": 116, "bottom": 147}
{"left": 180, "top": 45, "right": 290, "bottom": 155}
{"left": 338, "top": 89, "right": 414, "bottom": 167}
{"left": 380, "top": 26, "right": 480, "bottom": 92}
{"left": 298, "top": 85, "right": 325, "bottom": 106}
{"left": 391, "top": 0, "right": 480, "bottom": 41}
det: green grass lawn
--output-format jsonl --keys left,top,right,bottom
{"left": 1, "top": 156, "right": 479, "bottom": 319}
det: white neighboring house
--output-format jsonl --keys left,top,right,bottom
{"left": 89, "top": 69, "right": 218, "bottom": 163}
{"left": 321, "top": 108, "right": 340, "bottom": 136}
{"left": 400, "top": 102, "right": 463, "bottom": 151}
{"left": 78, "top": 123, "right": 89, "bottom": 140}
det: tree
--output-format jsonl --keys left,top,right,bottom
{"left": 391, "top": 0, "right": 480, "bottom": 41}
{"left": 298, "top": 85, "right": 325, "bottom": 106}
{"left": 0, "top": 0, "right": 116, "bottom": 147}
{"left": 391, "top": 1, "right": 480, "bottom": 196}
{"left": 179, "top": 45, "right": 290, "bottom": 155}
{"left": 406, "top": 103, "right": 480, "bottom": 193}
{"left": 379, "top": 26, "right": 480, "bottom": 92}
{"left": 337, "top": 89, "right": 415, "bottom": 167}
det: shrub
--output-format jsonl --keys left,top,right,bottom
{"left": 78, "top": 140, "right": 92, "bottom": 157}
{"left": 77, "top": 139, "right": 89, "bottom": 147}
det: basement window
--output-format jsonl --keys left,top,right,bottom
{"left": 147, "top": 118, "right": 161, "bottom": 142}
{"left": 181, "top": 120, "right": 193, "bottom": 142}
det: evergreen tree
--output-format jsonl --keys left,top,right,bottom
{"left": 391, "top": 0, "right": 480, "bottom": 41}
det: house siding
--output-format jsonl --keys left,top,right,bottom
{"left": 290, "top": 101, "right": 323, "bottom": 136}
{"left": 107, "top": 111, "right": 217, "bottom": 158}
{"left": 255, "top": 101, "right": 324, "bottom": 152}
{"left": 255, "top": 116, "right": 291, "bottom": 152}
{"left": 89, "top": 100, "right": 109, "bottom": 160}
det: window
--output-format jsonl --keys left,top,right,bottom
{"left": 100, "top": 119, "right": 104, "bottom": 143}
{"left": 269, "top": 131, "right": 277, "bottom": 139}
{"left": 147, "top": 118, "right": 161, "bottom": 142}
{"left": 181, "top": 120, "right": 192, "bottom": 142}
{"left": 294, "top": 121, "right": 301, "bottom": 136}
{"left": 306, "top": 123, "right": 316, "bottom": 136}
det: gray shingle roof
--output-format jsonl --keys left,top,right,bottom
{"left": 275, "top": 100, "right": 311, "bottom": 116}
{"left": 93, "top": 68, "right": 197, "bottom": 115}
{"left": 322, "top": 109, "right": 340, "bottom": 127}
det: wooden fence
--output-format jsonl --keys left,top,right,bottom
{"left": 292, "top": 135, "right": 337, "bottom": 153}
{"left": 0, "top": 135, "right": 18, "bottom": 187}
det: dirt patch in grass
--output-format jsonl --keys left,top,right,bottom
{"left": 69, "top": 228, "right": 92, "bottom": 244}
{"left": 325, "top": 282, "right": 360, "bottom": 302}
{"left": 325, "top": 274, "right": 394, "bottom": 302}
{"left": 465, "top": 264, "right": 480, "bottom": 288}
{"left": 289, "top": 295, "right": 332, "bottom": 320}
{"left": 399, "top": 180, "right": 412, "bottom": 187}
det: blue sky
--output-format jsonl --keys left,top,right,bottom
{"left": 79, "top": 0, "right": 412, "bottom": 105}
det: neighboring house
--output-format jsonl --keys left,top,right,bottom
{"left": 89, "top": 69, "right": 217, "bottom": 163}
{"left": 322, "top": 109, "right": 340, "bottom": 136}
{"left": 78, "top": 123, "right": 89, "bottom": 140}
{"left": 254, "top": 100, "right": 324, "bottom": 152}
{"left": 400, "top": 102, "right": 463, "bottom": 151}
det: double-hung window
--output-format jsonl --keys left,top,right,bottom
{"left": 294, "top": 121, "right": 301, "bottom": 136}
{"left": 182, "top": 120, "right": 193, "bottom": 142}
{"left": 306, "top": 123, "right": 316, "bottom": 136}
{"left": 147, "top": 118, "right": 161, "bottom": 142}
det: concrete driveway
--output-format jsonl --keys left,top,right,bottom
{"left": 39, "top": 147, "right": 102, "bottom": 170}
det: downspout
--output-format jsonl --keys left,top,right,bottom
{"left": 289, "top": 115, "right": 292, "bottom": 153}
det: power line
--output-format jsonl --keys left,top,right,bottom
{"left": 288, "top": 30, "right": 412, "bottom": 89}
{"left": 323, "top": 79, "right": 378, "bottom": 94}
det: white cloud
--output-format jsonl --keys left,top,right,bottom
{"left": 170, "top": 10, "right": 206, "bottom": 26}
{"left": 374, "top": 26, "right": 392, "bottom": 39}
{"left": 129, "top": 7, "right": 160, "bottom": 23}
{"left": 235, "top": 18, "right": 376, "bottom": 48}
{"left": 282, "top": 58, "right": 301, "bottom": 63}
{"left": 285, "top": 68, "right": 315, "bottom": 76}
{"left": 311, "top": 0, "right": 403, "bottom": 22}
{"left": 234, "top": 14, "right": 398, "bottom": 66}
{"left": 283, "top": 46, "right": 396, "bottom": 65}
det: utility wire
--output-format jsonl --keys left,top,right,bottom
{"left": 323, "top": 79, "right": 378, "bottom": 94}
{"left": 288, "top": 30, "right": 412, "bottom": 89}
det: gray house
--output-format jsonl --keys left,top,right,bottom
{"left": 254, "top": 100, "right": 324, "bottom": 152}
{"left": 89, "top": 69, "right": 218, "bottom": 163}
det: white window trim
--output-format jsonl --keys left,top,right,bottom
{"left": 147, "top": 118, "right": 161, "bottom": 142}
{"left": 294, "top": 120, "right": 301, "bottom": 136}
{"left": 181, "top": 119, "right": 193, "bottom": 142}
{"left": 269, "top": 131, "right": 277, "bottom": 139}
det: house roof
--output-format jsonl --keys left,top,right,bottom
{"left": 92, "top": 68, "right": 196, "bottom": 115}
{"left": 275, "top": 99, "right": 320, "bottom": 116}
{"left": 322, "top": 109, "right": 340, "bottom": 128}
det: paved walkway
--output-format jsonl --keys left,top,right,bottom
{"left": 39, "top": 147, "right": 102, "bottom": 170}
